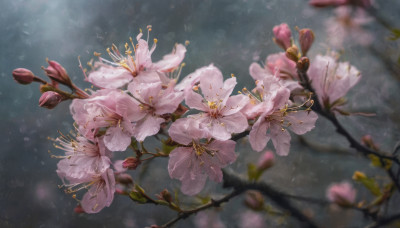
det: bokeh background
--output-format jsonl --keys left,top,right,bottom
{"left": 1, "top": 0, "right": 400, "bottom": 227}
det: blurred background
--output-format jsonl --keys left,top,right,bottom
{"left": 1, "top": 0, "right": 400, "bottom": 227}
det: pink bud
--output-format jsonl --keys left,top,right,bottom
{"left": 12, "top": 68, "right": 35, "bottom": 85}
{"left": 44, "top": 60, "right": 72, "bottom": 87}
{"left": 326, "top": 181, "right": 356, "bottom": 207}
{"left": 309, "top": 0, "right": 348, "bottom": 7}
{"left": 273, "top": 23, "right": 292, "bottom": 50}
{"left": 116, "top": 173, "right": 134, "bottom": 185}
{"left": 244, "top": 190, "right": 264, "bottom": 210}
{"left": 122, "top": 157, "right": 141, "bottom": 170}
{"left": 74, "top": 205, "right": 85, "bottom": 214}
{"left": 257, "top": 150, "right": 275, "bottom": 171}
{"left": 299, "top": 28, "right": 315, "bottom": 56}
{"left": 39, "top": 91, "right": 63, "bottom": 109}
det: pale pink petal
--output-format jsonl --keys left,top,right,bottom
{"left": 154, "top": 90, "right": 184, "bottom": 115}
{"left": 135, "top": 39, "right": 152, "bottom": 69}
{"left": 185, "top": 90, "right": 207, "bottom": 111}
{"left": 287, "top": 111, "right": 318, "bottom": 135}
{"left": 133, "top": 115, "right": 164, "bottom": 141}
{"left": 81, "top": 169, "right": 115, "bottom": 214}
{"left": 104, "top": 126, "right": 132, "bottom": 152}
{"left": 220, "top": 112, "right": 248, "bottom": 135}
{"left": 249, "top": 117, "right": 270, "bottom": 152}
{"left": 204, "top": 119, "right": 232, "bottom": 141}
{"left": 204, "top": 140, "right": 237, "bottom": 182}
{"left": 115, "top": 93, "right": 146, "bottom": 122}
{"left": 57, "top": 155, "right": 111, "bottom": 181}
{"left": 272, "top": 87, "right": 290, "bottom": 110}
{"left": 127, "top": 80, "right": 162, "bottom": 105}
{"left": 220, "top": 77, "right": 237, "bottom": 104}
{"left": 269, "top": 123, "right": 291, "bottom": 156}
{"left": 249, "top": 62, "right": 269, "bottom": 81}
{"left": 169, "top": 118, "right": 209, "bottom": 145}
{"left": 199, "top": 67, "right": 224, "bottom": 101}
{"left": 87, "top": 64, "right": 133, "bottom": 89}
{"left": 153, "top": 44, "right": 186, "bottom": 72}
{"left": 175, "top": 64, "right": 216, "bottom": 92}
{"left": 223, "top": 94, "right": 249, "bottom": 116}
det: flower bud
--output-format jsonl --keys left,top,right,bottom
{"left": 326, "top": 181, "right": 356, "bottom": 207}
{"left": 74, "top": 205, "right": 85, "bottom": 214}
{"left": 244, "top": 190, "right": 264, "bottom": 211}
{"left": 122, "top": 157, "right": 141, "bottom": 170}
{"left": 257, "top": 150, "right": 275, "bottom": 171}
{"left": 299, "top": 28, "right": 315, "bottom": 56}
{"left": 159, "top": 189, "right": 172, "bottom": 203}
{"left": 12, "top": 68, "right": 35, "bottom": 85}
{"left": 116, "top": 173, "right": 134, "bottom": 185}
{"left": 39, "top": 91, "right": 63, "bottom": 109}
{"left": 43, "top": 60, "right": 72, "bottom": 87}
{"left": 285, "top": 45, "right": 299, "bottom": 62}
{"left": 273, "top": 23, "right": 292, "bottom": 50}
{"left": 297, "top": 57, "right": 310, "bottom": 72}
{"left": 352, "top": 171, "right": 366, "bottom": 181}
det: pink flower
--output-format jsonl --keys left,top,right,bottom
{"left": 308, "top": 53, "right": 361, "bottom": 109}
{"left": 309, "top": 0, "right": 348, "bottom": 7}
{"left": 325, "top": 6, "right": 373, "bottom": 48}
{"left": 273, "top": 23, "right": 292, "bottom": 50}
{"left": 70, "top": 89, "right": 143, "bottom": 151}
{"left": 55, "top": 134, "right": 111, "bottom": 181}
{"left": 168, "top": 118, "right": 237, "bottom": 195}
{"left": 244, "top": 76, "right": 318, "bottom": 155}
{"left": 127, "top": 78, "right": 184, "bottom": 141}
{"left": 39, "top": 91, "right": 63, "bottom": 109}
{"left": 12, "top": 68, "right": 35, "bottom": 85}
{"left": 184, "top": 66, "right": 249, "bottom": 140}
{"left": 88, "top": 32, "right": 186, "bottom": 89}
{"left": 326, "top": 181, "right": 356, "bottom": 206}
{"left": 257, "top": 150, "right": 275, "bottom": 170}
{"left": 175, "top": 64, "right": 215, "bottom": 94}
{"left": 239, "top": 211, "right": 265, "bottom": 228}
{"left": 79, "top": 169, "right": 116, "bottom": 213}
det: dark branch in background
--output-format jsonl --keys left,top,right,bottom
{"left": 160, "top": 171, "right": 320, "bottom": 228}
{"left": 296, "top": 59, "right": 400, "bottom": 191}
{"left": 368, "top": 213, "right": 400, "bottom": 228}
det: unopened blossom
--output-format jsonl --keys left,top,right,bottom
{"left": 325, "top": 6, "right": 373, "bottom": 48}
{"left": 55, "top": 133, "right": 111, "bottom": 181}
{"left": 184, "top": 66, "right": 249, "bottom": 140}
{"left": 12, "top": 68, "right": 35, "bottom": 85}
{"left": 257, "top": 150, "right": 275, "bottom": 171}
{"left": 243, "top": 75, "right": 318, "bottom": 155}
{"left": 298, "top": 28, "right": 315, "bottom": 56}
{"left": 326, "top": 181, "right": 356, "bottom": 206}
{"left": 70, "top": 89, "right": 142, "bottom": 151}
{"left": 88, "top": 31, "right": 186, "bottom": 89}
{"left": 168, "top": 118, "right": 237, "bottom": 195}
{"left": 43, "top": 60, "right": 72, "bottom": 87}
{"left": 39, "top": 91, "right": 63, "bottom": 109}
{"left": 308, "top": 53, "right": 361, "bottom": 109}
{"left": 273, "top": 23, "right": 292, "bottom": 50}
{"left": 127, "top": 77, "right": 184, "bottom": 141}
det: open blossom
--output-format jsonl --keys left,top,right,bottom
{"left": 184, "top": 66, "right": 249, "bottom": 140}
{"left": 55, "top": 133, "right": 111, "bottom": 181}
{"left": 88, "top": 31, "right": 186, "bottom": 89}
{"left": 308, "top": 53, "right": 361, "bottom": 109}
{"left": 326, "top": 181, "right": 356, "bottom": 206}
{"left": 325, "top": 6, "right": 373, "bottom": 48}
{"left": 168, "top": 118, "right": 237, "bottom": 195}
{"left": 127, "top": 77, "right": 184, "bottom": 141}
{"left": 70, "top": 89, "right": 142, "bottom": 151}
{"left": 243, "top": 75, "right": 318, "bottom": 155}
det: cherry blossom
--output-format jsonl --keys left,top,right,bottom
{"left": 168, "top": 118, "right": 237, "bottom": 195}
{"left": 70, "top": 89, "right": 142, "bottom": 151}
{"left": 55, "top": 133, "right": 111, "bottom": 181}
{"left": 326, "top": 181, "right": 356, "bottom": 206}
{"left": 127, "top": 77, "right": 184, "bottom": 141}
{"left": 273, "top": 23, "right": 292, "bottom": 50}
{"left": 243, "top": 75, "right": 318, "bottom": 155}
{"left": 308, "top": 53, "right": 361, "bottom": 109}
{"left": 184, "top": 66, "right": 249, "bottom": 140}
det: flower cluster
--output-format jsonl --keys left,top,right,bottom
{"left": 12, "top": 22, "right": 364, "bottom": 215}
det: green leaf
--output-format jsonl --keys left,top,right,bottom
{"left": 129, "top": 190, "right": 148, "bottom": 204}
{"left": 247, "top": 163, "right": 263, "bottom": 181}
{"left": 389, "top": 28, "right": 400, "bottom": 41}
{"left": 359, "top": 177, "right": 382, "bottom": 197}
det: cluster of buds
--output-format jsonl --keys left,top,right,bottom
{"left": 273, "top": 23, "right": 315, "bottom": 57}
